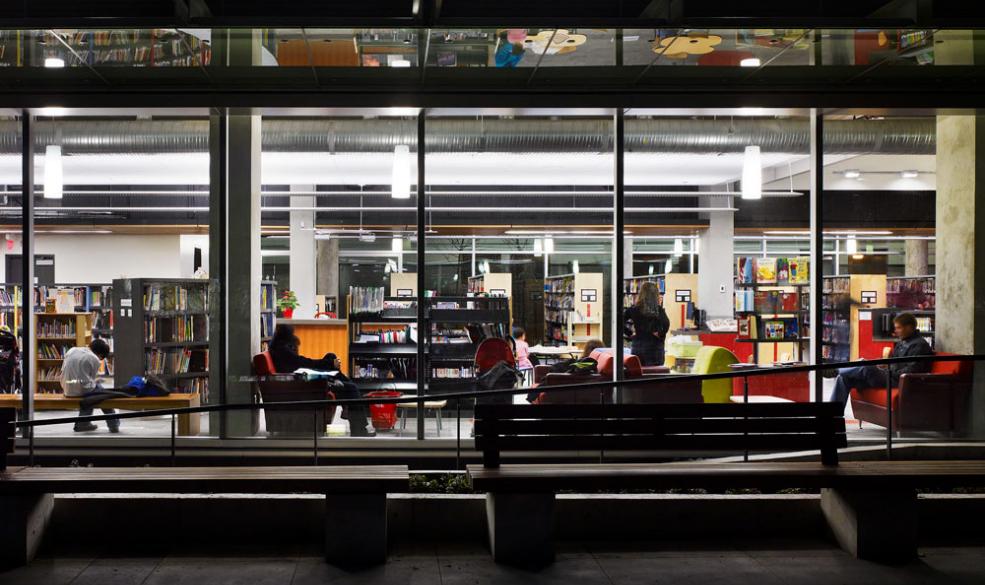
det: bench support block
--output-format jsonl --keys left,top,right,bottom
{"left": 821, "top": 488, "right": 917, "bottom": 563}
{"left": 0, "top": 493, "right": 53, "bottom": 568}
{"left": 324, "top": 493, "right": 387, "bottom": 566}
{"left": 486, "top": 492, "right": 555, "bottom": 566}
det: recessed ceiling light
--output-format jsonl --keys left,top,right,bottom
{"left": 44, "top": 57, "right": 65, "bottom": 68}
{"left": 901, "top": 170, "right": 919, "bottom": 179}
{"left": 842, "top": 169, "right": 861, "bottom": 179}
{"left": 739, "top": 57, "right": 761, "bottom": 67}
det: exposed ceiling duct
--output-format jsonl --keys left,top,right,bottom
{"left": 0, "top": 118, "right": 935, "bottom": 156}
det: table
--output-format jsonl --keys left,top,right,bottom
{"left": 729, "top": 395, "right": 794, "bottom": 403}
{"left": 395, "top": 395, "right": 448, "bottom": 435}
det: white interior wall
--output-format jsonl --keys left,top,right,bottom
{"left": 1, "top": 234, "right": 185, "bottom": 283}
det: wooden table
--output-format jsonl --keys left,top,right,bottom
{"left": 0, "top": 393, "right": 202, "bottom": 436}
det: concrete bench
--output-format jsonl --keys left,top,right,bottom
{"left": 0, "top": 393, "right": 202, "bottom": 436}
{"left": 468, "top": 402, "right": 985, "bottom": 565}
{"left": 0, "top": 407, "right": 408, "bottom": 569}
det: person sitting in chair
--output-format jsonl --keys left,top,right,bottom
{"left": 831, "top": 312, "right": 933, "bottom": 405}
{"left": 268, "top": 324, "right": 375, "bottom": 437}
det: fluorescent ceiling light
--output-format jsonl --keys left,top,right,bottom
{"left": 828, "top": 230, "right": 892, "bottom": 236}
{"left": 44, "top": 57, "right": 65, "bottom": 68}
{"left": 358, "top": 232, "right": 376, "bottom": 243}
{"left": 391, "top": 59, "right": 412, "bottom": 68}
{"left": 842, "top": 169, "right": 861, "bottom": 179}
{"left": 391, "top": 236, "right": 403, "bottom": 253}
{"left": 846, "top": 236, "right": 858, "bottom": 255}
{"left": 763, "top": 230, "right": 811, "bottom": 235}
{"left": 901, "top": 170, "right": 919, "bottom": 179}
{"left": 543, "top": 236, "right": 555, "bottom": 254}
{"left": 37, "top": 229, "right": 112, "bottom": 234}
{"left": 260, "top": 250, "right": 288, "bottom": 257}
{"left": 741, "top": 145, "right": 761, "bottom": 200}
{"left": 739, "top": 57, "right": 761, "bottom": 67}
{"left": 43, "top": 145, "right": 63, "bottom": 199}
{"left": 391, "top": 145, "right": 411, "bottom": 199}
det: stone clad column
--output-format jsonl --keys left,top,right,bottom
{"left": 290, "top": 185, "right": 317, "bottom": 318}
{"left": 904, "top": 239, "right": 929, "bottom": 276}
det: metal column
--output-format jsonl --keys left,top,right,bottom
{"left": 416, "top": 111, "right": 427, "bottom": 441}
{"left": 612, "top": 110, "right": 625, "bottom": 401}
{"left": 810, "top": 110, "right": 825, "bottom": 402}
{"left": 20, "top": 111, "right": 34, "bottom": 436}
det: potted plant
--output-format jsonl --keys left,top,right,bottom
{"left": 278, "top": 290, "right": 299, "bottom": 319}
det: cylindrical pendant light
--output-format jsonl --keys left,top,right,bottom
{"left": 741, "top": 145, "right": 762, "bottom": 200}
{"left": 543, "top": 236, "right": 555, "bottom": 254}
{"left": 44, "top": 145, "right": 63, "bottom": 199}
{"left": 391, "top": 235, "right": 403, "bottom": 253}
{"left": 846, "top": 235, "right": 858, "bottom": 255}
{"left": 391, "top": 144, "right": 410, "bottom": 199}
{"left": 533, "top": 238, "right": 543, "bottom": 257}
{"left": 673, "top": 238, "right": 684, "bottom": 257}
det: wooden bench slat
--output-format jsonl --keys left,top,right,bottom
{"left": 488, "top": 433, "right": 845, "bottom": 453}
{"left": 475, "top": 417, "right": 844, "bottom": 437}
{"left": 467, "top": 461, "right": 985, "bottom": 491}
{"left": 0, "top": 465, "right": 411, "bottom": 494}
{"left": 474, "top": 402, "right": 844, "bottom": 419}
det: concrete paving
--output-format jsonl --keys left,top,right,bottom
{"left": 3, "top": 544, "right": 984, "bottom": 585}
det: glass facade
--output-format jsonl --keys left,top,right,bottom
{"left": 0, "top": 26, "right": 978, "bottom": 460}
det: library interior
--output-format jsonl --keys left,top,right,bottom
{"left": 0, "top": 103, "right": 970, "bottom": 443}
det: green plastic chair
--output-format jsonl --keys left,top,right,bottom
{"left": 691, "top": 346, "right": 739, "bottom": 403}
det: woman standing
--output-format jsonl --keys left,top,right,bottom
{"left": 623, "top": 281, "right": 671, "bottom": 366}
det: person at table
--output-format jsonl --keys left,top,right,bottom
{"left": 623, "top": 281, "right": 670, "bottom": 366}
{"left": 511, "top": 326, "right": 534, "bottom": 370}
{"left": 61, "top": 338, "right": 118, "bottom": 433}
{"left": 268, "top": 324, "right": 376, "bottom": 437}
{"left": 831, "top": 312, "right": 933, "bottom": 405}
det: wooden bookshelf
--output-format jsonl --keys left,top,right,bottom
{"left": 34, "top": 313, "right": 92, "bottom": 393}
{"left": 624, "top": 273, "right": 699, "bottom": 332}
{"left": 467, "top": 273, "right": 512, "bottom": 298}
{"left": 544, "top": 273, "right": 604, "bottom": 347}
{"left": 113, "top": 278, "right": 211, "bottom": 400}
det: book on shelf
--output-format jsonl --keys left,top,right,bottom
{"left": 144, "top": 314, "right": 208, "bottom": 343}
{"left": 431, "top": 366, "right": 475, "bottom": 379}
{"left": 736, "top": 256, "right": 810, "bottom": 286}
{"left": 352, "top": 357, "right": 416, "bottom": 381}
{"left": 144, "top": 283, "right": 208, "bottom": 312}
{"left": 37, "top": 318, "right": 77, "bottom": 338}
{"left": 145, "top": 348, "right": 209, "bottom": 375}
{"left": 350, "top": 286, "right": 386, "bottom": 314}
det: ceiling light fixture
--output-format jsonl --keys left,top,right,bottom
{"left": 842, "top": 169, "right": 862, "bottom": 179}
{"left": 572, "top": 260, "right": 580, "bottom": 274}
{"left": 741, "top": 145, "right": 762, "bottom": 200}
{"left": 533, "top": 238, "right": 543, "bottom": 257}
{"left": 391, "top": 236, "right": 403, "bottom": 253}
{"left": 664, "top": 259, "right": 673, "bottom": 274}
{"left": 846, "top": 235, "right": 858, "bottom": 255}
{"left": 543, "top": 236, "right": 555, "bottom": 254}
{"left": 391, "top": 145, "right": 410, "bottom": 199}
{"left": 43, "top": 145, "right": 63, "bottom": 199}
{"left": 901, "top": 170, "right": 919, "bottom": 179}
{"left": 673, "top": 238, "right": 684, "bottom": 257}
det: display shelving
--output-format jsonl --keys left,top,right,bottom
{"left": 625, "top": 273, "right": 699, "bottom": 331}
{"left": 734, "top": 256, "right": 811, "bottom": 364}
{"left": 33, "top": 313, "right": 92, "bottom": 393}
{"left": 544, "top": 273, "right": 604, "bottom": 346}
{"left": 260, "top": 280, "right": 276, "bottom": 351}
{"left": 113, "top": 278, "right": 211, "bottom": 399}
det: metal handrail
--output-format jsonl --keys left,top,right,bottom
{"left": 6, "top": 353, "right": 982, "bottom": 429}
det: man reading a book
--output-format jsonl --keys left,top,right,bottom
{"left": 61, "top": 338, "right": 118, "bottom": 433}
{"left": 831, "top": 312, "right": 933, "bottom": 405}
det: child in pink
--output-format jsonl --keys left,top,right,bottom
{"left": 512, "top": 326, "right": 534, "bottom": 370}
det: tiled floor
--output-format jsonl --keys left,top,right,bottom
{"left": 3, "top": 544, "right": 984, "bottom": 585}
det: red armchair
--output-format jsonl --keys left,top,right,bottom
{"left": 850, "top": 352, "right": 972, "bottom": 435}
{"left": 252, "top": 352, "right": 336, "bottom": 435}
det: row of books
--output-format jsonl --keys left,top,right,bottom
{"left": 260, "top": 312, "right": 275, "bottom": 339}
{"left": 822, "top": 345, "right": 850, "bottom": 362}
{"left": 37, "top": 320, "right": 77, "bottom": 337}
{"left": 260, "top": 283, "right": 276, "bottom": 312}
{"left": 352, "top": 357, "right": 416, "bottom": 381}
{"left": 734, "top": 289, "right": 806, "bottom": 313}
{"left": 144, "top": 315, "right": 208, "bottom": 343}
{"left": 431, "top": 366, "right": 475, "bottom": 379}
{"left": 822, "top": 324, "right": 851, "bottom": 345}
{"left": 145, "top": 348, "right": 209, "bottom": 375}
{"left": 738, "top": 316, "right": 801, "bottom": 340}
{"left": 356, "top": 327, "right": 411, "bottom": 344}
{"left": 823, "top": 276, "right": 850, "bottom": 294}
{"left": 37, "top": 367, "right": 63, "bottom": 382}
{"left": 38, "top": 343, "right": 69, "bottom": 359}
{"left": 175, "top": 378, "right": 208, "bottom": 394}
{"left": 144, "top": 284, "right": 208, "bottom": 312}
{"left": 544, "top": 276, "right": 576, "bottom": 294}
{"left": 736, "top": 256, "right": 810, "bottom": 285}
{"left": 350, "top": 286, "right": 386, "bottom": 314}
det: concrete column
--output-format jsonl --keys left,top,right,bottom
{"left": 697, "top": 195, "right": 735, "bottom": 319}
{"left": 821, "top": 488, "right": 917, "bottom": 562}
{"left": 936, "top": 113, "right": 985, "bottom": 436}
{"left": 485, "top": 492, "right": 556, "bottom": 566}
{"left": 316, "top": 237, "right": 340, "bottom": 312}
{"left": 290, "top": 186, "right": 316, "bottom": 319}
{"left": 0, "top": 493, "right": 53, "bottom": 568}
{"left": 904, "top": 239, "right": 929, "bottom": 276}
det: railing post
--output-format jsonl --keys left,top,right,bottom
{"left": 886, "top": 363, "right": 894, "bottom": 460}
{"left": 743, "top": 374, "right": 750, "bottom": 462}
{"left": 28, "top": 424, "right": 34, "bottom": 467}
{"left": 313, "top": 409, "right": 319, "bottom": 466}
{"left": 170, "top": 414, "right": 176, "bottom": 467}
{"left": 456, "top": 397, "right": 461, "bottom": 471}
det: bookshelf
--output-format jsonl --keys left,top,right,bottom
{"left": 52, "top": 29, "right": 212, "bottom": 68}
{"left": 624, "top": 273, "right": 699, "bottom": 331}
{"left": 348, "top": 293, "right": 419, "bottom": 392}
{"left": 113, "top": 278, "right": 211, "bottom": 400}
{"left": 871, "top": 275, "right": 936, "bottom": 347}
{"left": 34, "top": 313, "right": 92, "bottom": 393}
{"left": 65, "top": 284, "right": 114, "bottom": 376}
{"left": 544, "top": 273, "right": 604, "bottom": 346}
{"left": 467, "top": 273, "right": 512, "bottom": 298}
{"left": 260, "top": 280, "right": 276, "bottom": 351}
{"left": 822, "top": 276, "right": 851, "bottom": 363}
{"left": 734, "top": 256, "right": 811, "bottom": 364}
{"left": 426, "top": 296, "right": 510, "bottom": 393}
{"left": 0, "top": 284, "right": 21, "bottom": 334}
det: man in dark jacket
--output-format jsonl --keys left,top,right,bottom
{"left": 831, "top": 313, "right": 933, "bottom": 404}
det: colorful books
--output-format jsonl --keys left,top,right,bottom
{"left": 755, "top": 257, "right": 777, "bottom": 284}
